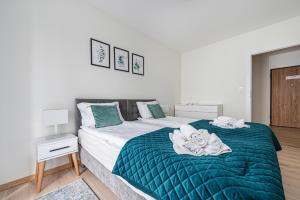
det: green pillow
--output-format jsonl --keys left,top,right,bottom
{"left": 147, "top": 104, "right": 166, "bottom": 119}
{"left": 91, "top": 105, "right": 122, "bottom": 128}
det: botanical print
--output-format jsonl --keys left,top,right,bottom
{"left": 91, "top": 38, "right": 110, "bottom": 68}
{"left": 133, "top": 59, "right": 141, "bottom": 71}
{"left": 114, "top": 47, "right": 129, "bottom": 72}
{"left": 132, "top": 54, "right": 144, "bottom": 75}
{"left": 97, "top": 45, "right": 105, "bottom": 63}
{"left": 117, "top": 55, "right": 125, "bottom": 66}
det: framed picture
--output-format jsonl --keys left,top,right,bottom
{"left": 114, "top": 47, "right": 129, "bottom": 72}
{"left": 90, "top": 38, "right": 110, "bottom": 68}
{"left": 132, "top": 53, "right": 144, "bottom": 75}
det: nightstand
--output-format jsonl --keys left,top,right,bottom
{"left": 35, "top": 133, "right": 79, "bottom": 192}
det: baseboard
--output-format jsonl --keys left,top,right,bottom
{"left": 0, "top": 162, "right": 76, "bottom": 192}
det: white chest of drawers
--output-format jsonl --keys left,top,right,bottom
{"left": 175, "top": 104, "right": 223, "bottom": 119}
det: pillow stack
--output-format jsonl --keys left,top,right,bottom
{"left": 77, "top": 102, "right": 124, "bottom": 128}
{"left": 136, "top": 101, "right": 166, "bottom": 119}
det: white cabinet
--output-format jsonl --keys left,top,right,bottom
{"left": 175, "top": 104, "right": 223, "bottom": 119}
{"left": 36, "top": 133, "right": 78, "bottom": 162}
{"left": 35, "top": 133, "right": 80, "bottom": 192}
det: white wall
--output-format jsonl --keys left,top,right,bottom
{"left": 181, "top": 16, "right": 300, "bottom": 120}
{"left": 0, "top": 0, "right": 33, "bottom": 185}
{"left": 252, "top": 45, "right": 300, "bottom": 125}
{"left": 252, "top": 54, "right": 270, "bottom": 124}
{"left": 269, "top": 46, "right": 300, "bottom": 68}
{"left": 0, "top": 0, "right": 180, "bottom": 184}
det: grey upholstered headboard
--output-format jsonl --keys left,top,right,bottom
{"left": 75, "top": 99, "right": 155, "bottom": 133}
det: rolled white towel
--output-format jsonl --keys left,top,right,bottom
{"left": 216, "top": 116, "right": 232, "bottom": 123}
{"left": 205, "top": 133, "right": 232, "bottom": 155}
{"left": 205, "top": 133, "right": 223, "bottom": 153}
{"left": 198, "top": 129, "right": 211, "bottom": 138}
{"left": 235, "top": 119, "right": 249, "bottom": 128}
{"left": 169, "top": 126, "right": 232, "bottom": 156}
{"left": 183, "top": 141, "right": 205, "bottom": 155}
{"left": 210, "top": 116, "right": 249, "bottom": 129}
{"left": 170, "top": 130, "right": 190, "bottom": 155}
{"left": 171, "top": 129, "right": 186, "bottom": 146}
{"left": 189, "top": 133, "right": 208, "bottom": 148}
{"left": 180, "top": 124, "right": 199, "bottom": 138}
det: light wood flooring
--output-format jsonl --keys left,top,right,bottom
{"left": 271, "top": 126, "right": 300, "bottom": 200}
{"left": 0, "top": 126, "right": 299, "bottom": 200}
{"left": 0, "top": 169, "right": 118, "bottom": 200}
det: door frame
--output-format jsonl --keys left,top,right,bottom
{"left": 270, "top": 65, "right": 300, "bottom": 127}
{"left": 249, "top": 43, "right": 300, "bottom": 122}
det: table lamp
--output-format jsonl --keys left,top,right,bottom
{"left": 43, "top": 109, "right": 68, "bottom": 134}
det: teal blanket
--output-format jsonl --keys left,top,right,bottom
{"left": 112, "top": 120, "right": 284, "bottom": 200}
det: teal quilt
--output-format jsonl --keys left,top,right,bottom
{"left": 112, "top": 120, "right": 284, "bottom": 200}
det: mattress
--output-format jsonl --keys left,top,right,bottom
{"left": 78, "top": 121, "right": 163, "bottom": 200}
{"left": 79, "top": 128, "right": 120, "bottom": 171}
{"left": 138, "top": 116, "right": 197, "bottom": 128}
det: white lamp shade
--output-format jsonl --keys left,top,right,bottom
{"left": 43, "top": 109, "right": 68, "bottom": 126}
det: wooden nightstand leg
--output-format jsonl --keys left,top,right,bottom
{"left": 35, "top": 162, "right": 39, "bottom": 183}
{"left": 36, "top": 161, "right": 45, "bottom": 193}
{"left": 71, "top": 153, "right": 80, "bottom": 176}
{"left": 68, "top": 154, "right": 74, "bottom": 168}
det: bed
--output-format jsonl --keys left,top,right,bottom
{"left": 76, "top": 99, "right": 160, "bottom": 200}
{"left": 79, "top": 122, "right": 160, "bottom": 199}
{"left": 76, "top": 99, "right": 284, "bottom": 200}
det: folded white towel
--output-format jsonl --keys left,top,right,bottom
{"left": 171, "top": 129, "right": 186, "bottom": 146}
{"left": 205, "top": 133, "right": 231, "bottom": 155}
{"left": 209, "top": 116, "right": 250, "bottom": 129}
{"left": 180, "top": 124, "right": 199, "bottom": 138}
{"left": 169, "top": 125, "right": 231, "bottom": 156}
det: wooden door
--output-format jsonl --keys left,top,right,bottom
{"left": 271, "top": 66, "right": 300, "bottom": 128}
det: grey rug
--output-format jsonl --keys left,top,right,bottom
{"left": 36, "top": 179, "right": 99, "bottom": 200}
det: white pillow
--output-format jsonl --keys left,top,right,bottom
{"left": 77, "top": 102, "right": 124, "bottom": 128}
{"left": 136, "top": 101, "right": 158, "bottom": 119}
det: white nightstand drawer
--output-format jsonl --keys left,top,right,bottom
{"left": 38, "top": 139, "right": 78, "bottom": 161}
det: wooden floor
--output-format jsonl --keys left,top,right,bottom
{"left": 271, "top": 126, "right": 300, "bottom": 200}
{"left": 0, "top": 126, "right": 299, "bottom": 200}
{"left": 0, "top": 169, "right": 118, "bottom": 200}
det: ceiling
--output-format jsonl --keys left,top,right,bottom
{"left": 90, "top": 0, "right": 300, "bottom": 53}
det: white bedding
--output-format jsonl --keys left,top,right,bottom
{"left": 80, "top": 121, "right": 162, "bottom": 148}
{"left": 79, "top": 121, "right": 163, "bottom": 200}
{"left": 78, "top": 118, "right": 198, "bottom": 199}
{"left": 138, "top": 116, "right": 197, "bottom": 128}
{"left": 79, "top": 121, "right": 162, "bottom": 169}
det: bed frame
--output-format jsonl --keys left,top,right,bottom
{"left": 75, "top": 99, "right": 155, "bottom": 200}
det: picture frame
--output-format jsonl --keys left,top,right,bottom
{"left": 90, "top": 38, "right": 110, "bottom": 68}
{"left": 132, "top": 53, "right": 144, "bottom": 75}
{"left": 114, "top": 47, "right": 129, "bottom": 72}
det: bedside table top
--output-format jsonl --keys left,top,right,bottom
{"left": 37, "top": 133, "right": 77, "bottom": 145}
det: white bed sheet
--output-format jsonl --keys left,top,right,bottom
{"left": 80, "top": 121, "right": 163, "bottom": 148}
{"left": 78, "top": 121, "right": 164, "bottom": 200}
{"left": 79, "top": 128, "right": 120, "bottom": 171}
{"left": 138, "top": 116, "right": 197, "bottom": 128}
